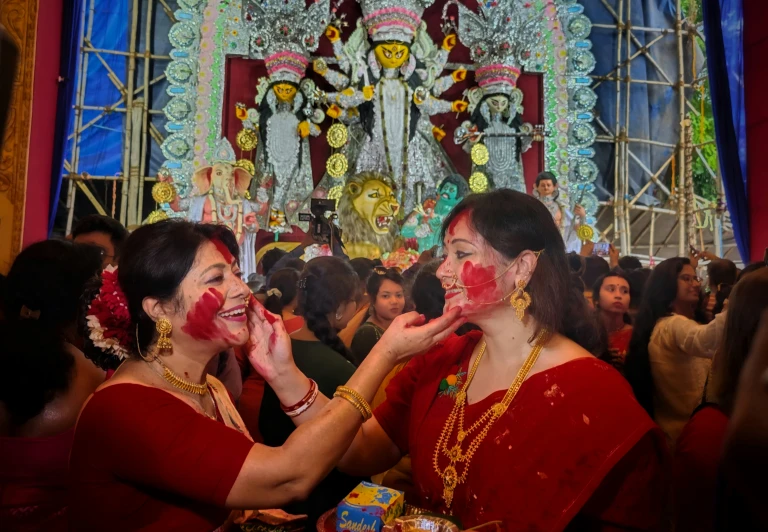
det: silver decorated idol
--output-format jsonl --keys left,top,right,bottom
{"left": 313, "top": 0, "right": 468, "bottom": 215}
{"left": 239, "top": 0, "right": 330, "bottom": 233}
{"left": 444, "top": 0, "right": 544, "bottom": 194}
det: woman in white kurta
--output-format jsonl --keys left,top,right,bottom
{"left": 625, "top": 257, "right": 726, "bottom": 448}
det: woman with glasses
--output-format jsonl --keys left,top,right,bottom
{"left": 351, "top": 268, "right": 406, "bottom": 365}
{"left": 624, "top": 257, "right": 726, "bottom": 448}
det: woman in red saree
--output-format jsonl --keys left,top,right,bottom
{"left": 68, "top": 221, "right": 464, "bottom": 531}
{"left": 332, "top": 190, "right": 669, "bottom": 530}
{"left": 592, "top": 268, "right": 633, "bottom": 375}
{"left": 0, "top": 240, "right": 106, "bottom": 531}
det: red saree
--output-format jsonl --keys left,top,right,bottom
{"left": 69, "top": 382, "right": 254, "bottom": 531}
{"left": 0, "top": 429, "right": 73, "bottom": 530}
{"left": 375, "top": 332, "right": 669, "bottom": 531}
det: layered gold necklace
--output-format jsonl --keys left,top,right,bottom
{"left": 432, "top": 328, "right": 551, "bottom": 509}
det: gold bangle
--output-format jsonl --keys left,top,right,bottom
{"left": 333, "top": 391, "right": 369, "bottom": 420}
{"left": 336, "top": 386, "right": 373, "bottom": 418}
{"left": 333, "top": 390, "right": 372, "bottom": 421}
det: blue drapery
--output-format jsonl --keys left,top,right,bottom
{"left": 50, "top": 0, "right": 129, "bottom": 233}
{"left": 47, "top": 0, "right": 84, "bottom": 234}
{"left": 702, "top": 0, "right": 749, "bottom": 261}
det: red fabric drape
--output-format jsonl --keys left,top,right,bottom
{"left": 222, "top": 0, "right": 544, "bottom": 196}
{"left": 744, "top": 0, "right": 768, "bottom": 262}
{"left": 23, "top": 0, "right": 63, "bottom": 246}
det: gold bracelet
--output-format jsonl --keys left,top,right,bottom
{"left": 336, "top": 386, "right": 373, "bottom": 418}
{"left": 333, "top": 391, "right": 369, "bottom": 420}
{"left": 333, "top": 390, "right": 372, "bottom": 421}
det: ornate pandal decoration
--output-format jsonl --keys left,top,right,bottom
{"left": 379, "top": 81, "right": 410, "bottom": 207}
{"left": 440, "top": 250, "right": 542, "bottom": 306}
{"left": 433, "top": 327, "right": 552, "bottom": 509}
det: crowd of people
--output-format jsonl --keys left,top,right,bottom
{"left": 1, "top": 190, "right": 767, "bottom": 531}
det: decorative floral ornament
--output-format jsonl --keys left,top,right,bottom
{"left": 86, "top": 265, "right": 133, "bottom": 360}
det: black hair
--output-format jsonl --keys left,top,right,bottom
{"left": 0, "top": 240, "right": 103, "bottom": 427}
{"left": 592, "top": 267, "right": 633, "bottom": 326}
{"left": 261, "top": 248, "right": 287, "bottom": 278}
{"left": 712, "top": 268, "right": 768, "bottom": 414}
{"left": 566, "top": 252, "right": 586, "bottom": 277}
{"left": 707, "top": 258, "right": 738, "bottom": 288}
{"left": 712, "top": 284, "right": 732, "bottom": 317}
{"left": 72, "top": 214, "right": 129, "bottom": 259}
{"left": 441, "top": 189, "right": 605, "bottom": 354}
{"left": 535, "top": 171, "right": 558, "bottom": 187}
{"left": 618, "top": 255, "right": 643, "bottom": 271}
{"left": 582, "top": 256, "right": 610, "bottom": 292}
{"left": 411, "top": 265, "right": 445, "bottom": 321}
{"left": 283, "top": 258, "right": 305, "bottom": 271}
{"left": 366, "top": 268, "right": 405, "bottom": 310}
{"left": 626, "top": 268, "right": 652, "bottom": 310}
{"left": 738, "top": 262, "right": 766, "bottom": 280}
{"left": 98, "top": 221, "right": 240, "bottom": 360}
{"left": 297, "top": 256, "right": 360, "bottom": 362}
{"left": 350, "top": 257, "right": 376, "bottom": 289}
{"left": 625, "top": 257, "right": 691, "bottom": 417}
{"left": 591, "top": 267, "right": 632, "bottom": 306}
{"left": 264, "top": 268, "right": 300, "bottom": 316}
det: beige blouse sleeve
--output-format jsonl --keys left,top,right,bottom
{"left": 656, "top": 311, "right": 727, "bottom": 359}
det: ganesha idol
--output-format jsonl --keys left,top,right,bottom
{"left": 188, "top": 138, "right": 260, "bottom": 277}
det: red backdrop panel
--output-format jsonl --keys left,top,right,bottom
{"left": 744, "top": 0, "right": 768, "bottom": 262}
{"left": 24, "top": 0, "right": 63, "bottom": 245}
{"left": 221, "top": 0, "right": 544, "bottom": 196}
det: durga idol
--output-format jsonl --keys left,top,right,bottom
{"left": 313, "top": 0, "right": 467, "bottom": 215}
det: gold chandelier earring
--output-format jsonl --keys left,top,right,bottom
{"left": 156, "top": 318, "right": 173, "bottom": 351}
{"left": 509, "top": 279, "right": 532, "bottom": 321}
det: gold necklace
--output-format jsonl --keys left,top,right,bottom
{"left": 432, "top": 328, "right": 551, "bottom": 509}
{"left": 157, "top": 359, "right": 209, "bottom": 396}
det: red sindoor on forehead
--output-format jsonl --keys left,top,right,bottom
{"left": 211, "top": 239, "right": 234, "bottom": 264}
{"left": 447, "top": 210, "right": 470, "bottom": 238}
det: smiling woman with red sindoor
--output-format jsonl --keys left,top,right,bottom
{"left": 332, "top": 189, "right": 669, "bottom": 530}
{"left": 68, "top": 220, "right": 463, "bottom": 531}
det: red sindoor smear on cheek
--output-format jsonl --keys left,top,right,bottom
{"left": 182, "top": 288, "right": 231, "bottom": 341}
{"left": 461, "top": 261, "right": 500, "bottom": 304}
{"left": 212, "top": 239, "right": 234, "bottom": 264}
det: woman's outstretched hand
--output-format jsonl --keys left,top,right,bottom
{"left": 373, "top": 307, "right": 466, "bottom": 365}
{"left": 245, "top": 295, "right": 294, "bottom": 384}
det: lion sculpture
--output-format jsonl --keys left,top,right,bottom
{"left": 336, "top": 172, "right": 400, "bottom": 259}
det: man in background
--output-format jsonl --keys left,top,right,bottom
{"left": 71, "top": 215, "right": 129, "bottom": 267}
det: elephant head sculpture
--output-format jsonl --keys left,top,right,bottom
{"left": 193, "top": 162, "right": 252, "bottom": 205}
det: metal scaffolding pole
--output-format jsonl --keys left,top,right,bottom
{"left": 591, "top": 0, "right": 734, "bottom": 263}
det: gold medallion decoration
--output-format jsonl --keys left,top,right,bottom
{"left": 577, "top": 224, "right": 595, "bottom": 241}
{"left": 326, "top": 153, "right": 349, "bottom": 178}
{"left": 234, "top": 159, "right": 256, "bottom": 176}
{"left": 146, "top": 210, "right": 169, "bottom": 224}
{"left": 236, "top": 128, "right": 258, "bottom": 151}
{"left": 469, "top": 172, "right": 488, "bottom": 193}
{"left": 151, "top": 182, "right": 176, "bottom": 204}
{"left": 327, "top": 185, "right": 343, "bottom": 201}
{"left": 470, "top": 143, "right": 490, "bottom": 166}
{"left": 327, "top": 123, "right": 348, "bottom": 148}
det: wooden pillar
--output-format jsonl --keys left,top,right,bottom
{"left": 0, "top": 0, "right": 39, "bottom": 273}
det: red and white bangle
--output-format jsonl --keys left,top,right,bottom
{"left": 281, "top": 379, "right": 319, "bottom": 418}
